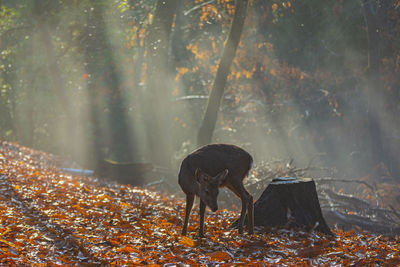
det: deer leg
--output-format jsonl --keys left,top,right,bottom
{"left": 247, "top": 194, "right": 254, "bottom": 234}
{"left": 227, "top": 183, "right": 248, "bottom": 234}
{"left": 227, "top": 179, "right": 253, "bottom": 234}
{"left": 238, "top": 194, "right": 249, "bottom": 234}
{"left": 239, "top": 192, "right": 254, "bottom": 234}
{"left": 182, "top": 194, "right": 194, "bottom": 236}
{"left": 199, "top": 199, "right": 206, "bottom": 237}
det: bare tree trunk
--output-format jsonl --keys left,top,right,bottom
{"left": 83, "top": 5, "right": 105, "bottom": 168}
{"left": 144, "top": 0, "right": 177, "bottom": 166}
{"left": 169, "top": 0, "right": 185, "bottom": 69}
{"left": 197, "top": 0, "right": 248, "bottom": 147}
{"left": 133, "top": 28, "right": 145, "bottom": 104}
{"left": 33, "top": 0, "right": 71, "bottom": 119}
{"left": 84, "top": 1, "right": 135, "bottom": 167}
{"left": 0, "top": 70, "right": 14, "bottom": 138}
{"left": 361, "top": 0, "right": 386, "bottom": 171}
{"left": 32, "top": 0, "right": 73, "bottom": 155}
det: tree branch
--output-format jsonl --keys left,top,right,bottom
{"left": 184, "top": 0, "right": 216, "bottom": 16}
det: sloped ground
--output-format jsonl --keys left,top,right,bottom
{"left": 0, "top": 141, "right": 399, "bottom": 266}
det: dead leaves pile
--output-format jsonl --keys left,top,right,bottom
{"left": 0, "top": 141, "right": 399, "bottom": 266}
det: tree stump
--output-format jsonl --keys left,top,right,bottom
{"left": 252, "top": 177, "right": 333, "bottom": 235}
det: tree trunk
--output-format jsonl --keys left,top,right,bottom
{"left": 33, "top": 0, "right": 71, "bottom": 119}
{"left": 32, "top": 0, "right": 72, "bottom": 153}
{"left": 84, "top": 2, "right": 136, "bottom": 171}
{"left": 361, "top": 0, "right": 387, "bottom": 173}
{"left": 0, "top": 68, "right": 14, "bottom": 138}
{"left": 144, "top": 0, "right": 177, "bottom": 167}
{"left": 132, "top": 26, "right": 145, "bottom": 107}
{"left": 169, "top": 0, "right": 185, "bottom": 69}
{"left": 83, "top": 4, "right": 106, "bottom": 168}
{"left": 252, "top": 177, "right": 333, "bottom": 235}
{"left": 13, "top": 47, "right": 35, "bottom": 147}
{"left": 197, "top": 0, "right": 248, "bottom": 147}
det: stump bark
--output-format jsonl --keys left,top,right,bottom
{"left": 252, "top": 177, "right": 333, "bottom": 235}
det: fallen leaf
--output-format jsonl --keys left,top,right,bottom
{"left": 179, "top": 236, "right": 196, "bottom": 247}
{"left": 207, "top": 251, "right": 231, "bottom": 261}
{"left": 296, "top": 245, "right": 324, "bottom": 258}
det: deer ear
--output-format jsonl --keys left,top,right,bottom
{"left": 216, "top": 169, "right": 229, "bottom": 185}
{"left": 195, "top": 168, "right": 206, "bottom": 183}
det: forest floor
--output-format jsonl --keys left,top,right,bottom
{"left": 0, "top": 141, "right": 399, "bottom": 266}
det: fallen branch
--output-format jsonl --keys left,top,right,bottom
{"left": 322, "top": 188, "right": 372, "bottom": 213}
{"left": 315, "top": 177, "right": 380, "bottom": 207}
{"left": 324, "top": 210, "right": 400, "bottom": 235}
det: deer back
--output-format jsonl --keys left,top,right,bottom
{"left": 178, "top": 144, "right": 253, "bottom": 194}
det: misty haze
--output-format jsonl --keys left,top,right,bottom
{"left": 0, "top": 0, "right": 400, "bottom": 265}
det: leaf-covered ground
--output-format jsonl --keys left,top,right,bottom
{"left": 0, "top": 141, "right": 399, "bottom": 266}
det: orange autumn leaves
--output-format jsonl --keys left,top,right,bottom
{"left": 1, "top": 141, "right": 400, "bottom": 266}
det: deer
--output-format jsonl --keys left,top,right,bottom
{"left": 178, "top": 144, "right": 254, "bottom": 237}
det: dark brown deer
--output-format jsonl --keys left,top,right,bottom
{"left": 178, "top": 144, "right": 254, "bottom": 237}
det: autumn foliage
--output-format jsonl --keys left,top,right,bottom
{"left": 0, "top": 141, "right": 399, "bottom": 266}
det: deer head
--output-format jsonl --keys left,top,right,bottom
{"left": 195, "top": 168, "right": 229, "bottom": 212}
